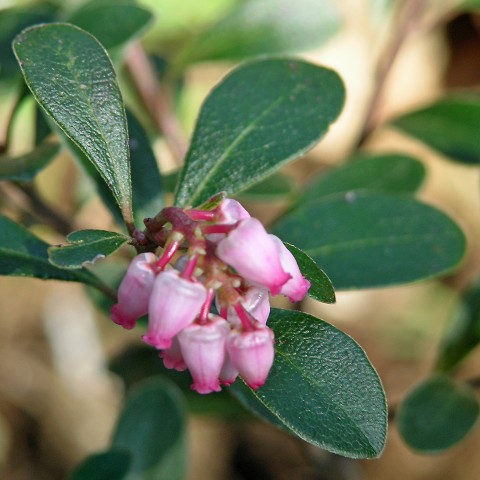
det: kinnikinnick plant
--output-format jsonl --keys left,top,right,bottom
{"left": 1, "top": 0, "right": 480, "bottom": 478}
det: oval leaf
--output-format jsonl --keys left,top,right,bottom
{"left": 69, "top": 450, "right": 131, "bottom": 480}
{"left": 284, "top": 242, "right": 335, "bottom": 303}
{"left": 392, "top": 97, "right": 480, "bottom": 164}
{"left": 13, "top": 23, "right": 133, "bottom": 225}
{"left": 49, "top": 229, "right": 129, "bottom": 269}
{"left": 67, "top": 1, "right": 153, "bottom": 51}
{"left": 303, "top": 152, "right": 426, "bottom": 201}
{"left": 174, "top": 58, "right": 345, "bottom": 207}
{"left": 0, "top": 141, "right": 60, "bottom": 182}
{"left": 0, "top": 214, "right": 98, "bottom": 285}
{"left": 176, "top": 0, "right": 340, "bottom": 65}
{"left": 230, "top": 309, "right": 387, "bottom": 458}
{"left": 273, "top": 192, "right": 466, "bottom": 290}
{"left": 112, "top": 377, "right": 187, "bottom": 480}
{"left": 397, "top": 375, "right": 479, "bottom": 453}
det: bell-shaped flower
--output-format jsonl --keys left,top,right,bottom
{"left": 178, "top": 316, "right": 230, "bottom": 394}
{"left": 226, "top": 326, "right": 275, "bottom": 389}
{"left": 269, "top": 235, "right": 311, "bottom": 302}
{"left": 217, "top": 198, "right": 250, "bottom": 224}
{"left": 110, "top": 252, "right": 156, "bottom": 330}
{"left": 216, "top": 218, "right": 291, "bottom": 295}
{"left": 219, "top": 352, "right": 238, "bottom": 386}
{"left": 159, "top": 336, "right": 186, "bottom": 371}
{"left": 143, "top": 269, "right": 207, "bottom": 350}
{"left": 217, "top": 285, "right": 270, "bottom": 326}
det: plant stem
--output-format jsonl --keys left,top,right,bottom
{"left": 125, "top": 42, "right": 187, "bottom": 165}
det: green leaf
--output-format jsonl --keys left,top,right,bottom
{"left": 0, "top": 214, "right": 98, "bottom": 285}
{"left": 175, "top": 0, "right": 341, "bottom": 66}
{"left": 391, "top": 96, "right": 480, "bottom": 164}
{"left": 13, "top": 23, "right": 133, "bottom": 226}
{"left": 397, "top": 375, "right": 479, "bottom": 453}
{"left": 303, "top": 152, "right": 426, "bottom": 201}
{"left": 48, "top": 229, "right": 129, "bottom": 269}
{"left": 0, "top": 5, "right": 55, "bottom": 80}
{"left": 67, "top": 1, "right": 153, "bottom": 51}
{"left": 230, "top": 309, "right": 387, "bottom": 458}
{"left": 273, "top": 192, "right": 466, "bottom": 290}
{"left": 175, "top": 58, "right": 345, "bottom": 207}
{"left": 284, "top": 242, "right": 335, "bottom": 303}
{"left": 127, "top": 111, "right": 165, "bottom": 226}
{"left": 0, "top": 141, "right": 60, "bottom": 182}
{"left": 69, "top": 450, "right": 131, "bottom": 480}
{"left": 435, "top": 280, "right": 480, "bottom": 372}
{"left": 112, "top": 377, "right": 187, "bottom": 480}
{"left": 237, "top": 172, "right": 295, "bottom": 201}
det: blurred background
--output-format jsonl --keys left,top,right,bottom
{"left": 1, "top": 0, "right": 480, "bottom": 478}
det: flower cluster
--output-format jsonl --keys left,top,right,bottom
{"left": 111, "top": 195, "right": 310, "bottom": 394}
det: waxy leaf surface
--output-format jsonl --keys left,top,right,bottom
{"left": 273, "top": 192, "right": 466, "bottom": 290}
{"left": 69, "top": 450, "right": 131, "bottom": 480}
{"left": 175, "top": 58, "right": 345, "bottom": 207}
{"left": 49, "top": 229, "right": 129, "bottom": 269}
{"left": 13, "top": 23, "right": 133, "bottom": 223}
{"left": 397, "top": 375, "right": 479, "bottom": 453}
{"left": 231, "top": 309, "right": 387, "bottom": 458}
{"left": 112, "top": 378, "right": 187, "bottom": 480}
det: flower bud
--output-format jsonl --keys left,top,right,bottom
{"left": 143, "top": 269, "right": 207, "bottom": 349}
{"left": 178, "top": 316, "right": 230, "bottom": 394}
{"left": 216, "top": 218, "right": 291, "bottom": 295}
{"left": 227, "top": 326, "right": 275, "bottom": 389}
{"left": 160, "top": 336, "right": 186, "bottom": 371}
{"left": 110, "top": 253, "right": 156, "bottom": 330}
{"left": 269, "top": 235, "right": 311, "bottom": 302}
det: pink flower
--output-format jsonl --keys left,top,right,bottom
{"left": 143, "top": 269, "right": 207, "bottom": 349}
{"left": 227, "top": 326, "right": 275, "bottom": 389}
{"left": 216, "top": 218, "right": 291, "bottom": 295}
{"left": 110, "top": 253, "right": 156, "bottom": 330}
{"left": 217, "top": 285, "right": 270, "bottom": 325}
{"left": 178, "top": 316, "right": 230, "bottom": 394}
{"left": 160, "top": 336, "right": 186, "bottom": 371}
{"left": 219, "top": 353, "right": 238, "bottom": 386}
{"left": 269, "top": 236, "right": 311, "bottom": 302}
{"left": 216, "top": 198, "right": 250, "bottom": 224}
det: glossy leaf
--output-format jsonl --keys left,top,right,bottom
{"left": 0, "top": 141, "right": 60, "bottom": 182}
{"left": 392, "top": 97, "right": 480, "bottom": 164}
{"left": 69, "top": 450, "right": 131, "bottom": 480}
{"left": 0, "top": 214, "right": 98, "bottom": 285}
{"left": 49, "top": 230, "right": 129, "bottom": 269}
{"left": 237, "top": 172, "right": 295, "bottom": 201}
{"left": 112, "top": 377, "right": 187, "bottom": 480}
{"left": 303, "top": 152, "right": 426, "bottom": 201}
{"left": 0, "top": 5, "right": 55, "bottom": 79}
{"left": 273, "top": 192, "right": 466, "bottom": 290}
{"left": 175, "top": 0, "right": 340, "bottom": 65}
{"left": 13, "top": 23, "right": 133, "bottom": 225}
{"left": 231, "top": 309, "right": 387, "bottom": 458}
{"left": 436, "top": 280, "right": 480, "bottom": 372}
{"left": 67, "top": 1, "right": 153, "bottom": 51}
{"left": 397, "top": 375, "right": 479, "bottom": 453}
{"left": 175, "top": 58, "right": 345, "bottom": 207}
{"left": 284, "top": 243, "right": 335, "bottom": 303}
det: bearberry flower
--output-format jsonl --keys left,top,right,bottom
{"left": 110, "top": 252, "right": 156, "bottom": 330}
{"left": 216, "top": 218, "right": 291, "bottom": 295}
{"left": 160, "top": 336, "right": 186, "bottom": 371}
{"left": 143, "top": 269, "right": 207, "bottom": 349}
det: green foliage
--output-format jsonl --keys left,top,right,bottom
{"left": 436, "top": 281, "right": 480, "bottom": 372}
{"left": 69, "top": 450, "right": 131, "bottom": 480}
{"left": 175, "top": 0, "right": 341, "bottom": 66}
{"left": 48, "top": 230, "right": 129, "bottom": 269}
{"left": 175, "top": 58, "right": 345, "bottom": 207}
{"left": 397, "top": 375, "right": 479, "bottom": 453}
{"left": 392, "top": 97, "right": 480, "bottom": 164}
{"left": 273, "top": 192, "right": 466, "bottom": 289}
{"left": 111, "top": 378, "right": 187, "bottom": 480}
{"left": 0, "top": 214, "right": 98, "bottom": 285}
{"left": 303, "top": 152, "right": 426, "bottom": 201}
{"left": 284, "top": 243, "right": 335, "bottom": 303}
{"left": 231, "top": 309, "right": 387, "bottom": 458}
{"left": 13, "top": 23, "right": 133, "bottom": 225}
{"left": 0, "top": 141, "right": 60, "bottom": 181}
